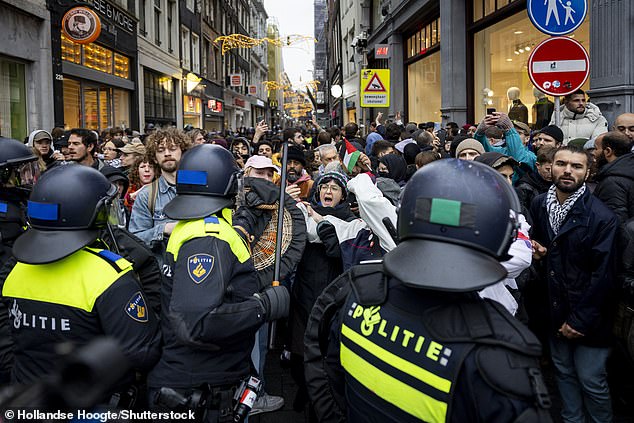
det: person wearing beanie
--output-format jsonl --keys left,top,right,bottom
{"left": 474, "top": 152, "right": 519, "bottom": 185}
{"left": 290, "top": 168, "right": 355, "bottom": 414}
{"left": 286, "top": 146, "right": 313, "bottom": 201}
{"left": 533, "top": 125, "right": 564, "bottom": 152}
{"left": 455, "top": 138, "right": 485, "bottom": 161}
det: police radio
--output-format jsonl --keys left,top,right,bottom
{"left": 233, "top": 376, "right": 262, "bottom": 422}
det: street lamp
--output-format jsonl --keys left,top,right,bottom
{"left": 330, "top": 84, "right": 343, "bottom": 98}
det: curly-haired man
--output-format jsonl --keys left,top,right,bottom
{"left": 129, "top": 128, "right": 192, "bottom": 262}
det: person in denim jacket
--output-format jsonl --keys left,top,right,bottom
{"left": 129, "top": 128, "right": 191, "bottom": 263}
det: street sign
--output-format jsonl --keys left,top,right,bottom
{"left": 528, "top": 36, "right": 589, "bottom": 97}
{"left": 360, "top": 69, "right": 390, "bottom": 108}
{"left": 527, "top": 0, "right": 587, "bottom": 36}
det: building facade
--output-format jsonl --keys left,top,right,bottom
{"left": 0, "top": 0, "right": 54, "bottom": 140}
{"left": 249, "top": 0, "right": 269, "bottom": 125}
{"left": 313, "top": 0, "right": 328, "bottom": 125}
{"left": 49, "top": 0, "right": 139, "bottom": 132}
{"left": 326, "top": 0, "right": 633, "bottom": 129}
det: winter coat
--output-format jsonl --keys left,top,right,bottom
{"left": 593, "top": 153, "right": 634, "bottom": 225}
{"left": 289, "top": 203, "right": 355, "bottom": 356}
{"left": 549, "top": 102, "right": 608, "bottom": 145}
{"left": 530, "top": 189, "right": 618, "bottom": 346}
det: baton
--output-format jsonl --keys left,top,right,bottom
{"left": 268, "top": 142, "right": 289, "bottom": 349}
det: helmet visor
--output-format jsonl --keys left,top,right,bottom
{"left": 2, "top": 161, "right": 40, "bottom": 189}
{"left": 107, "top": 199, "right": 126, "bottom": 228}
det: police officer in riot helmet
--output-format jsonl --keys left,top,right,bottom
{"left": 147, "top": 144, "right": 289, "bottom": 422}
{"left": 0, "top": 137, "right": 40, "bottom": 383}
{"left": 305, "top": 159, "right": 552, "bottom": 423}
{"left": 0, "top": 137, "right": 39, "bottom": 260}
{"left": 0, "top": 165, "right": 161, "bottom": 389}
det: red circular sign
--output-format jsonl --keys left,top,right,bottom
{"left": 528, "top": 36, "right": 589, "bottom": 97}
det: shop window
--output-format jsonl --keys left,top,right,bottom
{"left": 408, "top": 52, "right": 441, "bottom": 123}
{"left": 473, "top": 0, "right": 520, "bottom": 22}
{"left": 0, "top": 58, "right": 27, "bottom": 140}
{"left": 406, "top": 18, "right": 440, "bottom": 59}
{"left": 473, "top": 10, "right": 590, "bottom": 125}
{"left": 61, "top": 33, "right": 130, "bottom": 79}
{"left": 62, "top": 78, "right": 81, "bottom": 129}
{"left": 144, "top": 69, "right": 175, "bottom": 121}
{"left": 61, "top": 35, "right": 81, "bottom": 64}
{"left": 62, "top": 77, "right": 130, "bottom": 131}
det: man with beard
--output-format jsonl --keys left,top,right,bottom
{"left": 530, "top": 145, "right": 618, "bottom": 423}
{"left": 286, "top": 146, "right": 313, "bottom": 201}
{"left": 549, "top": 89, "right": 608, "bottom": 145}
{"left": 593, "top": 131, "right": 634, "bottom": 224}
{"left": 129, "top": 128, "right": 192, "bottom": 257}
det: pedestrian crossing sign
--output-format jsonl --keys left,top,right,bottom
{"left": 361, "top": 69, "right": 390, "bottom": 108}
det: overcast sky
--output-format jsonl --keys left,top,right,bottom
{"left": 263, "top": 0, "right": 315, "bottom": 86}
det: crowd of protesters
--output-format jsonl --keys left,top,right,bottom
{"left": 7, "top": 87, "right": 634, "bottom": 421}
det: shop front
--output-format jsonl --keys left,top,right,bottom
{"left": 203, "top": 80, "right": 224, "bottom": 131}
{"left": 183, "top": 95, "right": 202, "bottom": 128}
{"left": 406, "top": 17, "right": 441, "bottom": 124}
{"left": 470, "top": 0, "right": 590, "bottom": 127}
{"left": 0, "top": 57, "right": 28, "bottom": 140}
{"left": 52, "top": 1, "right": 138, "bottom": 131}
{"left": 224, "top": 91, "right": 251, "bottom": 131}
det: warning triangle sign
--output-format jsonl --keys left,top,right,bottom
{"left": 364, "top": 73, "right": 386, "bottom": 92}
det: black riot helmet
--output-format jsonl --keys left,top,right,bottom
{"left": 163, "top": 144, "right": 242, "bottom": 220}
{"left": 0, "top": 137, "right": 39, "bottom": 191}
{"left": 383, "top": 159, "right": 521, "bottom": 292}
{"left": 13, "top": 165, "right": 119, "bottom": 264}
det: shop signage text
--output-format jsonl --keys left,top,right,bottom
{"left": 375, "top": 44, "right": 390, "bottom": 58}
{"left": 207, "top": 99, "right": 223, "bottom": 113}
{"left": 88, "top": 0, "right": 135, "bottom": 33}
{"left": 248, "top": 85, "right": 257, "bottom": 96}
{"left": 234, "top": 98, "right": 246, "bottom": 108}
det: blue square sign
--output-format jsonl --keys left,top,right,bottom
{"left": 528, "top": 0, "right": 587, "bottom": 36}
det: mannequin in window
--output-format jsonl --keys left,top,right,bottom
{"left": 507, "top": 86, "right": 528, "bottom": 125}
{"left": 532, "top": 87, "right": 554, "bottom": 131}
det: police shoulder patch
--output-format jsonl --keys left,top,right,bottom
{"left": 187, "top": 254, "right": 215, "bottom": 284}
{"left": 125, "top": 291, "right": 148, "bottom": 323}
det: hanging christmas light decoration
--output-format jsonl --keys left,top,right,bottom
{"left": 214, "top": 34, "right": 316, "bottom": 55}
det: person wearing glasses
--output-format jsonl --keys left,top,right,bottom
{"left": 290, "top": 170, "right": 356, "bottom": 416}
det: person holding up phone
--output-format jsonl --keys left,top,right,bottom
{"left": 474, "top": 111, "right": 537, "bottom": 175}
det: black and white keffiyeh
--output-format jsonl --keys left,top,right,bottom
{"left": 546, "top": 183, "right": 586, "bottom": 235}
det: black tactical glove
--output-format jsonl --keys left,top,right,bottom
{"left": 255, "top": 285, "right": 290, "bottom": 321}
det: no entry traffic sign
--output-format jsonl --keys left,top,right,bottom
{"left": 528, "top": 36, "right": 589, "bottom": 97}
{"left": 527, "top": 0, "right": 587, "bottom": 36}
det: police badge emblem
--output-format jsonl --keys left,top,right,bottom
{"left": 187, "top": 254, "right": 215, "bottom": 284}
{"left": 125, "top": 292, "right": 148, "bottom": 323}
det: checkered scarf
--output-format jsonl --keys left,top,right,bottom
{"left": 546, "top": 183, "right": 586, "bottom": 235}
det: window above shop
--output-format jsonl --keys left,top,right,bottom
{"left": 406, "top": 18, "right": 440, "bottom": 60}
{"left": 61, "top": 33, "right": 130, "bottom": 79}
{"left": 473, "top": 0, "right": 521, "bottom": 22}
